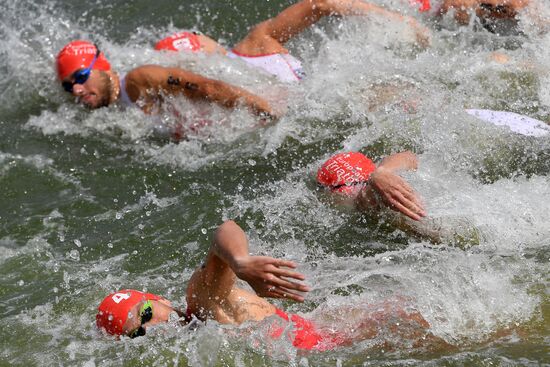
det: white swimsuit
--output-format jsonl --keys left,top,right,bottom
{"left": 227, "top": 50, "right": 305, "bottom": 83}
{"left": 466, "top": 109, "right": 550, "bottom": 137}
{"left": 118, "top": 75, "right": 134, "bottom": 106}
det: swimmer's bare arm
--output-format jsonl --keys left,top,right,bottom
{"left": 357, "top": 151, "right": 426, "bottom": 221}
{"left": 124, "top": 65, "right": 276, "bottom": 117}
{"left": 377, "top": 150, "right": 419, "bottom": 171}
{"left": 190, "top": 220, "right": 310, "bottom": 303}
{"left": 234, "top": 0, "right": 430, "bottom": 55}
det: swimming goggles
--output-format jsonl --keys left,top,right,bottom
{"left": 129, "top": 300, "right": 153, "bottom": 338}
{"left": 61, "top": 45, "right": 101, "bottom": 93}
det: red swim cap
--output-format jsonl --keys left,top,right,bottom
{"left": 317, "top": 152, "right": 376, "bottom": 194}
{"left": 56, "top": 40, "right": 111, "bottom": 80}
{"left": 96, "top": 289, "right": 162, "bottom": 335}
{"left": 155, "top": 32, "right": 201, "bottom": 52}
{"left": 410, "top": 0, "right": 431, "bottom": 12}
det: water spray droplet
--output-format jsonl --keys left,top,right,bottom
{"left": 69, "top": 249, "right": 80, "bottom": 261}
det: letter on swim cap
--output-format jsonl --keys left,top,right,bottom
{"left": 317, "top": 152, "right": 377, "bottom": 193}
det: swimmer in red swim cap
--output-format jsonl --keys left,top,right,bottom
{"left": 56, "top": 41, "right": 119, "bottom": 109}
{"left": 56, "top": 1, "right": 429, "bottom": 118}
{"left": 438, "top": 0, "right": 529, "bottom": 27}
{"left": 317, "top": 151, "right": 426, "bottom": 221}
{"left": 55, "top": 40, "right": 275, "bottom": 116}
{"left": 97, "top": 221, "right": 442, "bottom": 351}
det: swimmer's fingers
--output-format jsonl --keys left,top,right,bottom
{"left": 386, "top": 190, "right": 425, "bottom": 221}
{"left": 375, "top": 175, "right": 426, "bottom": 220}
{"left": 238, "top": 256, "right": 309, "bottom": 299}
{"left": 267, "top": 287, "right": 305, "bottom": 302}
{"left": 269, "top": 262, "right": 306, "bottom": 281}
{"left": 270, "top": 258, "right": 298, "bottom": 271}
{"left": 265, "top": 272, "right": 311, "bottom": 293}
{"left": 399, "top": 184, "right": 426, "bottom": 212}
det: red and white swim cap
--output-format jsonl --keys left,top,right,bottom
{"left": 155, "top": 32, "right": 201, "bottom": 52}
{"left": 96, "top": 289, "right": 162, "bottom": 335}
{"left": 56, "top": 40, "right": 111, "bottom": 80}
{"left": 409, "top": 0, "right": 431, "bottom": 12}
{"left": 317, "top": 152, "right": 376, "bottom": 194}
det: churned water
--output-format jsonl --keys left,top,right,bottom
{"left": 0, "top": 0, "right": 548, "bottom": 365}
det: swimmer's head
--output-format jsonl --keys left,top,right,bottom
{"left": 317, "top": 152, "right": 377, "bottom": 196}
{"left": 56, "top": 41, "right": 116, "bottom": 109}
{"left": 96, "top": 289, "right": 179, "bottom": 337}
{"left": 56, "top": 41, "right": 111, "bottom": 81}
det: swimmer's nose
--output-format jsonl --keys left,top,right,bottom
{"left": 72, "top": 83, "right": 85, "bottom": 96}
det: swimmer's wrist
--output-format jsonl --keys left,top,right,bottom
{"left": 231, "top": 255, "right": 249, "bottom": 273}
{"left": 370, "top": 166, "right": 389, "bottom": 181}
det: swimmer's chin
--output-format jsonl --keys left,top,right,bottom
{"left": 77, "top": 95, "right": 108, "bottom": 109}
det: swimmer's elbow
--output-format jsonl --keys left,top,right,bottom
{"left": 214, "top": 220, "right": 241, "bottom": 242}
{"left": 219, "top": 220, "right": 238, "bottom": 230}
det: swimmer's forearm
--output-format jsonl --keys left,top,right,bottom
{"left": 158, "top": 67, "right": 274, "bottom": 116}
{"left": 204, "top": 81, "right": 275, "bottom": 117}
{"left": 377, "top": 151, "right": 418, "bottom": 173}
{"left": 259, "top": 0, "right": 425, "bottom": 46}
{"left": 320, "top": 0, "right": 430, "bottom": 46}
{"left": 178, "top": 76, "right": 274, "bottom": 116}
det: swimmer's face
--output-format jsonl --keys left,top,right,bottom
{"left": 62, "top": 69, "right": 112, "bottom": 109}
{"left": 325, "top": 183, "right": 365, "bottom": 208}
{"left": 122, "top": 298, "right": 178, "bottom": 338}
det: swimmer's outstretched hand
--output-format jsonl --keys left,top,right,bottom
{"left": 234, "top": 256, "right": 310, "bottom": 302}
{"left": 369, "top": 167, "right": 427, "bottom": 221}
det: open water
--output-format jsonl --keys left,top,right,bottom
{"left": 0, "top": 0, "right": 549, "bottom": 365}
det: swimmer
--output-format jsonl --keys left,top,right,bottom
{"left": 317, "top": 151, "right": 486, "bottom": 246}
{"left": 55, "top": 41, "right": 275, "bottom": 117}
{"left": 317, "top": 151, "right": 426, "bottom": 221}
{"left": 56, "top": 0, "right": 430, "bottom": 115}
{"left": 410, "top": 0, "right": 540, "bottom": 33}
{"left": 439, "top": 0, "right": 529, "bottom": 26}
{"left": 96, "top": 220, "right": 444, "bottom": 351}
